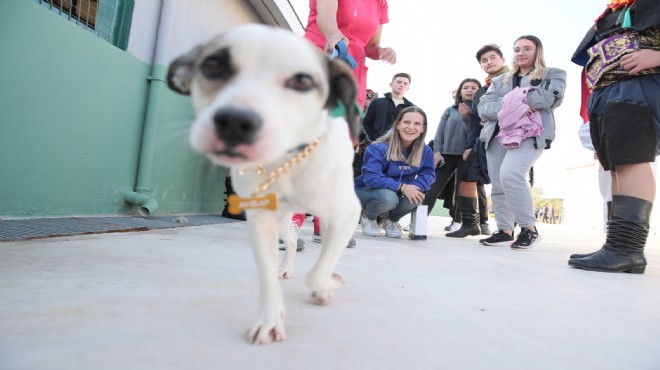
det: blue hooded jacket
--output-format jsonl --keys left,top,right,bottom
{"left": 355, "top": 142, "right": 436, "bottom": 192}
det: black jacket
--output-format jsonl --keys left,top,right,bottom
{"left": 361, "top": 92, "right": 414, "bottom": 141}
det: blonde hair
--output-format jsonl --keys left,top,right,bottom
{"left": 376, "top": 106, "right": 428, "bottom": 167}
{"left": 505, "top": 35, "right": 547, "bottom": 83}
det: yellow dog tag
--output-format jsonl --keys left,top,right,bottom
{"left": 227, "top": 193, "right": 278, "bottom": 214}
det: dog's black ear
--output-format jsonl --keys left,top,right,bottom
{"left": 167, "top": 45, "right": 204, "bottom": 95}
{"left": 325, "top": 58, "right": 360, "bottom": 140}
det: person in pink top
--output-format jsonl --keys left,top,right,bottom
{"left": 303, "top": 0, "right": 397, "bottom": 108}
{"left": 284, "top": 1, "right": 397, "bottom": 250}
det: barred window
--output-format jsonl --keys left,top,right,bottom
{"left": 35, "top": 0, "right": 135, "bottom": 50}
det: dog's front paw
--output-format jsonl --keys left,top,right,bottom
{"left": 246, "top": 309, "right": 287, "bottom": 344}
{"left": 310, "top": 273, "right": 345, "bottom": 305}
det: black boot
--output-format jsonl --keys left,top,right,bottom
{"left": 446, "top": 197, "right": 480, "bottom": 238}
{"left": 568, "top": 195, "right": 652, "bottom": 274}
{"left": 570, "top": 200, "right": 612, "bottom": 259}
{"left": 221, "top": 175, "right": 247, "bottom": 221}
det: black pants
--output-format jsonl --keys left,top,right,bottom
{"left": 448, "top": 182, "right": 488, "bottom": 224}
{"left": 423, "top": 154, "right": 464, "bottom": 214}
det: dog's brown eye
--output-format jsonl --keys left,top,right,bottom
{"left": 286, "top": 73, "right": 315, "bottom": 92}
{"left": 201, "top": 56, "right": 232, "bottom": 80}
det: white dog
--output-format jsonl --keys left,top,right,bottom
{"left": 167, "top": 24, "right": 361, "bottom": 344}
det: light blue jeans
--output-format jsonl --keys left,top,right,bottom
{"left": 486, "top": 138, "right": 544, "bottom": 231}
{"left": 355, "top": 187, "right": 417, "bottom": 222}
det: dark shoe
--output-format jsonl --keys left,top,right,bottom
{"left": 446, "top": 225, "right": 480, "bottom": 238}
{"left": 568, "top": 248, "right": 646, "bottom": 273}
{"left": 447, "top": 196, "right": 480, "bottom": 238}
{"left": 222, "top": 176, "right": 246, "bottom": 221}
{"left": 279, "top": 239, "right": 306, "bottom": 252}
{"left": 568, "top": 195, "right": 652, "bottom": 274}
{"left": 511, "top": 227, "right": 541, "bottom": 249}
{"left": 313, "top": 232, "right": 322, "bottom": 243}
{"left": 480, "top": 230, "right": 514, "bottom": 246}
{"left": 569, "top": 247, "right": 603, "bottom": 259}
{"left": 480, "top": 223, "right": 492, "bottom": 235}
{"left": 222, "top": 207, "right": 246, "bottom": 221}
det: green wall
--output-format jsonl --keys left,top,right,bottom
{"left": 0, "top": 1, "right": 225, "bottom": 217}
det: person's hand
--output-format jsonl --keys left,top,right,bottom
{"left": 401, "top": 184, "right": 424, "bottom": 205}
{"left": 433, "top": 152, "right": 444, "bottom": 167}
{"left": 378, "top": 47, "right": 396, "bottom": 64}
{"left": 458, "top": 102, "right": 472, "bottom": 117}
{"left": 463, "top": 148, "right": 472, "bottom": 161}
{"left": 620, "top": 49, "right": 660, "bottom": 75}
{"left": 325, "top": 33, "right": 349, "bottom": 54}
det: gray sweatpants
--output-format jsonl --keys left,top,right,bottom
{"left": 486, "top": 138, "right": 544, "bottom": 231}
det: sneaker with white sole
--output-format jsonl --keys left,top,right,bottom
{"left": 279, "top": 239, "right": 305, "bottom": 252}
{"left": 383, "top": 219, "right": 402, "bottom": 238}
{"left": 360, "top": 211, "right": 369, "bottom": 226}
{"left": 279, "top": 222, "right": 305, "bottom": 251}
{"left": 510, "top": 227, "right": 541, "bottom": 249}
{"left": 479, "top": 230, "right": 514, "bottom": 246}
{"left": 444, "top": 221, "right": 461, "bottom": 232}
{"left": 361, "top": 218, "right": 382, "bottom": 237}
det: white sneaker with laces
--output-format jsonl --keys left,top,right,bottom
{"left": 384, "top": 219, "right": 402, "bottom": 238}
{"left": 361, "top": 218, "right": 382, "bottom": 237}
{"left": 360, "top": 210, "right": 369, "bottom": 226}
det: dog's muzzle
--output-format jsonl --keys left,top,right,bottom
{"left": 213, "top": 107, "right": 263, "bottom": 148}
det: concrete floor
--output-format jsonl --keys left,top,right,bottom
{"left": 1, "top": 216, "right": 659, "bottom": 370}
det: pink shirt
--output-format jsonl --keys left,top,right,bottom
{"left": 304, "top": 0, "right": 389, "bottom": 107}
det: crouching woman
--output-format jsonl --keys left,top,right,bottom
{"left": 355, "top": 106, "right": 436, "bottom": 238}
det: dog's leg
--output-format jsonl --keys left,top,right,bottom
{"left": 278, "top": 213, "right": 297, "bottom": 279}
{"left": 245, "top": 212, "right": 287, "bottom": 344}
{"left": 306, "top": 204, "right": 360, "bottom": 305}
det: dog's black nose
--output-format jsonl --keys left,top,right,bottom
{"left": 212, "top": 107, "right": 262, "bottom": 147}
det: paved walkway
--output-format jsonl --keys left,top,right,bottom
{"left": 1, "top": 216, "right": 659, "bottom": 370}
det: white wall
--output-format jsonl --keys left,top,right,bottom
{"left": 125, "top": 0, "right": 161, "bottom": 63}
{"left": 126, "top": 0, "right": 284, "bottom": 65}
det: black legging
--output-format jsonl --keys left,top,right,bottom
{"left": 423, "top": 154, "right": 464, "bottom": 214}
{"left": 449, "top": 182, "right": 489, "bottom": 223}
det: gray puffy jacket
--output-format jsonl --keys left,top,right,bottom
{"left": 478, "top": 67, "right": 566, "bottom": 149}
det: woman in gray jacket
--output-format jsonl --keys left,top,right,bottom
{"left": 422, "top": 78, "right": 481, "bottom": 217}
{"left": 478, "top": 35, "right": 566, "bottom": 249}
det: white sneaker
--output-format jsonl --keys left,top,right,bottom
{"left": 278, "top": 222, "right": 305, "bottom": 251}
{"left": 360, "top": 210, "right": 369, "bottom": 226}
{"left": 288, "top": 221, "right": 300, "bottom": 238}
{"left": 403, "top": 224, "right": 410, "bottom": 231}
{"left": 384, "top": 219, "right": 402, "bottom": 238}
{"left": 361, "top": 218, "right": 382, "bottom": 237}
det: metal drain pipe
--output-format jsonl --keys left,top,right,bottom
{"left": 124, "top": 0, "right": 177, "bottom": 216}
